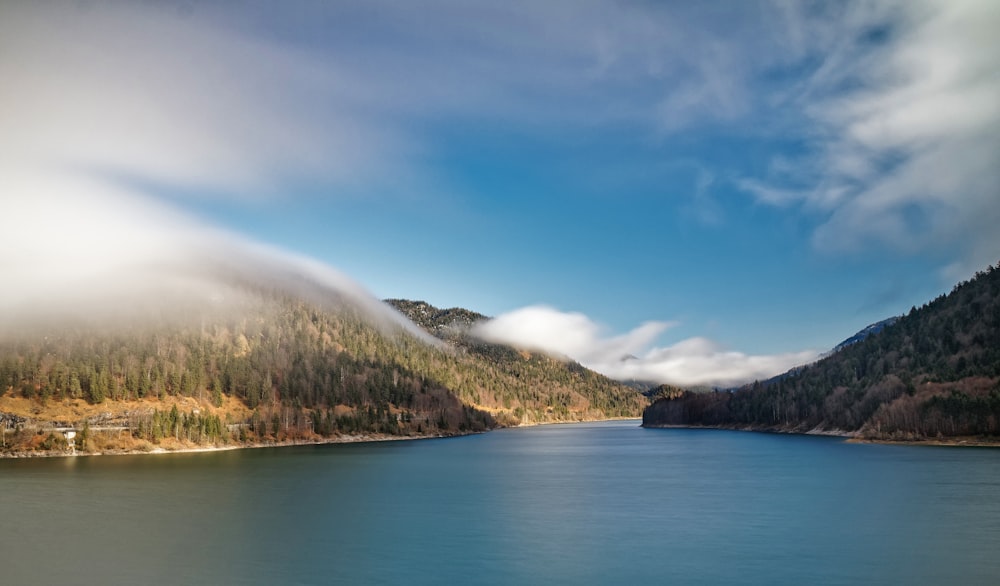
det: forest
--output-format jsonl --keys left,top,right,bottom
{"left": 0, "top": 293, "right": 647, "bottom": 455}
{"left": 643, "top": 262, "right": 1000, "bottom": 440}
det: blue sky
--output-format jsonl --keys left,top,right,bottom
{"left": 2, "top": 1, "right": 998, "bottom": 386}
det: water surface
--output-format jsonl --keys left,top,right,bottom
{"left": 2, "top": 421, "right": 998, "bottom": 585}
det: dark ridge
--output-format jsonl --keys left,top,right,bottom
{"left": 644, "top": 262, "right": 1000, "bottom": 441}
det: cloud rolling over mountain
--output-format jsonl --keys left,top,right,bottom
{"left": 474, "top": 306, "right": 818, "bottom": 388}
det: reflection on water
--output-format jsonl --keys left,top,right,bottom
{"left": 2, "top": 422, "right": 999, "bottom": 585}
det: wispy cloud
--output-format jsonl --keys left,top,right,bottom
{"left": 0, "top": 162, "right": 434, "bottom": 342}
{"left": 736, "top": 0, "right": 1000, "bottom": 277}
{"left": 0, "top": 2, "right": 435, "bottom": 339}
{"left": 473, "top": 306, "right": 818, "bottom": 388}
{"left": 683, "top": 166, "right": 725, "bottom": 226}
{"left": 0, "top": 1, "right": 784, "bottom": 200}
{"left": 736, "top": 179, "right": 807, "bottom": 208}
{"left": 0, "top": 2, "right": 410, "bottom": 197}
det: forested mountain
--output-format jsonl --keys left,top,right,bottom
{"left": 831, "top": 317, "right": 899, "bottom": 353}
{"left": 644, "top": 263, "right": 1000, "bottom": 441}
{"left": 1, "top": 292, "right": 646, "bottom": 455}
{"left": 386, "top": 298, "right": 648, "bottom": 420}
{"left": 385, "top": 299, "right": 486, "bottom": 341}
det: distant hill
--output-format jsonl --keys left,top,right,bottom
{"left": 644, "top": 263, "right": 1000, "bottom": 441}
{"left": 0, "top": 292, "right": 647, "bottom": 456}
{"left": 643, "top": 384, "right": 687, "bottom": 400}
{"left": 386, "top": 298, "right": 648, "bottom": 421}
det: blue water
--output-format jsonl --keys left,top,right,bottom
{"left": 1, "top": 421, "right": 998, "bottom": 585}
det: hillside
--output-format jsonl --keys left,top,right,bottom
{"left": 386, "top": 298, "right": 648, "bottom": 421}
{"left": 385, "top": 299, "right": 486, "bottom": 341}
{"left": 832, "top": 317, "right": 899, "bottom": 353}
{"left": 0, "top": 292, "right": 647, "bottom": 456}
{"left": 643, "top": 263, "right": 1000, "bottom": 441}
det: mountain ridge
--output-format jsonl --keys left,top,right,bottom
{"left": 831, "top": 316, "right": 900, "bottom": 354}
{"left": 0, "top": 292, "right": 647, "bottom": 456}
{"left": 385, "top": 299, "right": 487, "bottom": 341}
{"left": 643, "top": 262, "right": 1000, "bottom": 441}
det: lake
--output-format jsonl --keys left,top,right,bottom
{"left": 1, "top": 420, "right": 998, "bottom": 585}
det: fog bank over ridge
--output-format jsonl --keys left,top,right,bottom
{"left": 0, "top": 2, "right": 426, "bottom": 340}
{"left": 473, "top": 306, "right": 819, "bottom": 388}
{"left": 0, "top": 168, "right": 430, "bottom": 341}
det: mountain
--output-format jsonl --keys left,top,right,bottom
{"left": 832, "top": 317, "right": 900, "bottom": 353}
{"left": 385, "top": 299, "right": 486, "bottom": 341}
{"left": 0, "top": 292, "right": 647, "bottom": 456}
{"left": 728, "top": 317, "right": 905, "bottom": 392}
{"left": 386, "top": 298, "right": 648, "bottom": 419}
{"left": 643, "top": 384, "right": 687, "bottom": 400}
{"left": 643, "top": 262, "right": 1000, "bottom": 441}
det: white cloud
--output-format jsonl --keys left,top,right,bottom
{"left": 736, "top": 179, "right": 806, "bottom": 208}
{"left": 0, "top": 1, "right": 816, "bottom": 313}
{"left": 0, "top": 1, "right": 789, "bottom": 205}
{"left": 0, "top": 3, "right": 433, "bottom": 340}
{"left": 737, "top": 0, "right": 1000, "bottom": 274}
{"left": 685, "top": 167, "right": 724, "bottom": 226}
{"left": 473, "top": 306, "right": 672, "bottom": 363}
{"left": 0, "top": 2, "right": 409, "bottom": 197}
{"left": 473, "top": 306, "right": 818, "bottom": 388}
{"left": 0, "top": 162, "right": 434, "bottom": 343}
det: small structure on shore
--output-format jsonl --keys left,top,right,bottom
{"left": 63, "top": 430, "right": 77, "bottom": 455}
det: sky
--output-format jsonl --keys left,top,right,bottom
{"left": 1, "top": 0, "right": 998, "bottom": 387}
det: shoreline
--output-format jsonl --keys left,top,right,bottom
{"left": 513, "top": 416, "right": 642, "bottom": 428}
{"left": 641, "top": 423, "right": 1000, "bottom": 447}
{"left": 640, "top": 422, "right": 855, "bottom": 439}
{"left": 845, "top": 436, "right": 1000, "bottom": 448}
{"left": 0, "top": 430, "right": 468, "bottom": 460}
{"left": 10, "top": 418, "right": 996, "bottom": 457}
{"left": 1, "top": 417, "right": 646, "bottom": 459}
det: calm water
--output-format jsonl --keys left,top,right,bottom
{"left": 2, "top": 421, "right": 999, "bottom": 585}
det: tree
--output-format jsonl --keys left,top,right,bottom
{"left": 79, "top": 421, "right": 90, "bottom": 452}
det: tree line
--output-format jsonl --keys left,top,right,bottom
{"left": 2, "top": 292, "right": 646, "bottom": 453}
{"left": 644, "top": 262, "right": 1000, "bottom": 439}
